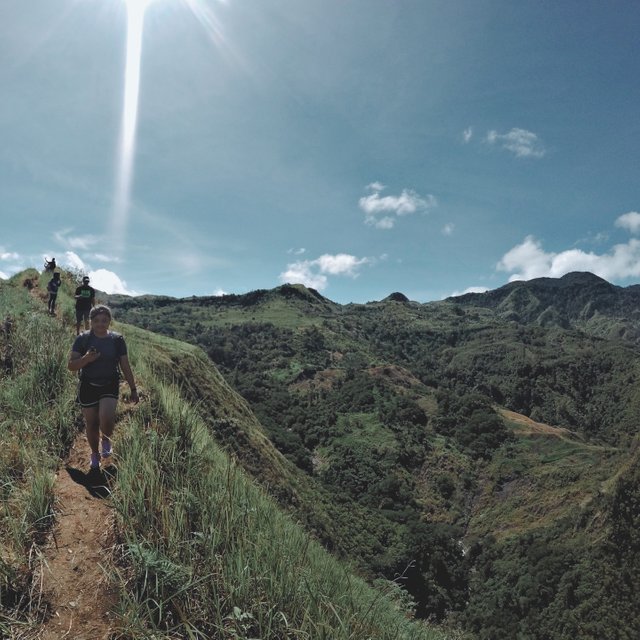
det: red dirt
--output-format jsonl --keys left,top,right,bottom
{"left": 37, "top": 433, "right": 117, "bottom": 640}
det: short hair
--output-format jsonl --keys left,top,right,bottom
{"left": 90, "top": 305, "right": 112, "bottom": 320}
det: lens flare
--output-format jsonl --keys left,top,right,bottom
{"left": 112, "top": 0, "right": 154, "bottom": 253}
{"left": 112, "top": 0, "right": 231, "bottom": 253}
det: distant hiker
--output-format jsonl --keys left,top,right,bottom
{"left": 47, "top": 272, "right": 61, "bottom": 315}
{"left": 44, "top": 257, "right": 56, "bottom": 272}
{"left": 74, "top": 275, "right": 95, "bottom": 335}
{"left": 67, "top": 305, "right": 138, "bottom": 470}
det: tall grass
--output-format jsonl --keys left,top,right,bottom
{"left": 112, "top": 363, "right": 447, "bottom": 639}
{"left": 0, "top": 280, "right": 78, "bottom": 629}
{"left": 0, "top": 275, "right": 454, "bottom": 638}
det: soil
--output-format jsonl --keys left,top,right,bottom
{"left": 36, "top": 433, "right": 118, "bottom": 640}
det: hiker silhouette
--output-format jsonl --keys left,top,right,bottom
{"left": 44, "top": 257, "right": 56, "bottom": 272}
{"left": 47, "top": 272, "right": 61, "bottom": 316}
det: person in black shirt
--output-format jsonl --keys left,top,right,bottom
{"left": 67, "top": 305, "right": 138, "bottom": 470}
{"left": 74, "top": 276, "right": 95, "bottom": 335}
{"left": 47, "top": 272, "right": 61, "bottom": 315}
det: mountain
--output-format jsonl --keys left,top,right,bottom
{"left": 450, "top": 271, "right": 640, "bottom": 341}
{"left": 0, "top": 270, "right": 444, "bottom": 639}
{"left": 103, "top": 271, "right": 640, "bottom": 638}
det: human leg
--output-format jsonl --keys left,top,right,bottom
{"left": 98, "top": 397, "right": 118, "bottom": 456}
{"left": 82, "top": 406, "right": 100, "bottom": 468}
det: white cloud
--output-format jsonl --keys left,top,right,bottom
{"left": 315, "top": 254, "right": 369, "bottom": 276}
{"left": 615, "top": 211, "right": 640, "bottom": 234}
{"left": 1, "top": 251, "right": 20, "bottom": 261}
{"left": 497, "top": 235, "right": 640, "bottom": 282}
{"left": 88, "top": 269, "right": 140, "bottom": 296}
{"left": 486, "top": 128, "right": 546, "bottom": 158}
{"left": 92, "top": 253, "right": 122, "bottom": 263}
{"left": 462, "top": 127, "right": 473, "bottom": 143}
{"left": 369, "top": 216, "right": 396, "bottom": 230}
{"left": 280, "top": 263, "right": 327, "bottom": 290}
{"left": 359, "top": 183, "right": 437, "bottom": 229}
{"left": 54, "top": 229, "right": 100, "bottom": 251}
{"left": 0, "top": 271, "right": 8, "bottom": 280}
{"left": 449, "top": 286, "right": 489, "bottom": 297}
{"left": 287, "top": 247, "right": 306, "bottom": 256}
{"left": 442, "top": 223, "right": 455, "bottom": 236}
{"left": 279, "top": 253, "right": 370, "bottom": 290}
{"left": 61, "top": 251, "right": 87, "bottom": 272}
{"left": 212, "top": 288, "right": 228, "bottom": 296}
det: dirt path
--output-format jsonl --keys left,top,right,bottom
{"left": 36, "top": 432, "right": 118, "bottom": 640}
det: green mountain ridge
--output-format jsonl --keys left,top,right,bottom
{"left": 4, "top": 269, "right": 639, "bottom": 638}
{"left": 451, "top": 271, "right": 640, "bottom": 340}
{"left": 102, "top": 270, "right": 640, "bottom": 638}
{"left": 0, "top": 270, "right": 450, "bottom": 639}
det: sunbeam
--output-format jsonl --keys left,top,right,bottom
{"left": 112, "top": 0, "right": 154, "bottom": 254}
{"left": 182, "top": 0, "right": 228, "bottom": 48}
{"left": 112, "top": 0, "right": 231, "bottom": 254}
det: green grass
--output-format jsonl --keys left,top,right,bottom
{"left": 0, "top": 277, "right": 78, "bottom": 631}
{"left": 109, "top": 345, "right": 449, "bottom": 639}
{"left": 466, "top": 425, "right": 620, "bottom": 539}
{"left": 1, "top": 273, "right": 452, "bottom": 639}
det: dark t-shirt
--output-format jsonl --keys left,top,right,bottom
{"left": 75, "top": 285, "right": 95, "bottom": 310}
{"left": 72, "top": 331, "right": 127, "bottom": 384}
{"left": 47, "top": 279, "right": 61, "bottom": 294}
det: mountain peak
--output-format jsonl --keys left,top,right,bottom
{"left": 383, "top": 292, "right": 410, "bottom": 303}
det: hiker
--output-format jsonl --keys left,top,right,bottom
{"left": 44, "top": 257, "right": 56, "bottom": 272}
{"left": 74, "top": 275, "right": 95, "bottom": 335}
{"left": 47, "top": 272, "right": 61, "bottom": 315}
{"left": 67, "top": 305, "right": 138, "bottom": 470}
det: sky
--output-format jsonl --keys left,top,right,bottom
{"left": 1, "top": 0, "right": 639, "bottom": 303}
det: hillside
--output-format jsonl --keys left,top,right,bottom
{"left": 105, "top": 272, "right": 640, "bottom": 638}
{"left": 0, "top": 271, "right": 450, "bottom": 639}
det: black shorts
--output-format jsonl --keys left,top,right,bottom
{"left": 77, "top": 379, "right": 120, "bottom": 407}
{"left": 76, "top": 307, "right": 91, "bottom": 323}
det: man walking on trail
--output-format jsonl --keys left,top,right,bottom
{"left": 47, "top": 272, "right": 61, "bottom": 316}
{"left": 75, "top": 276, "right": 95, "bottom": 335}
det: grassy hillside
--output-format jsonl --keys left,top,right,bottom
{"left": 0, "top": 272, "right": 452, "bottom": 639}
{"left": 106, "top": 274, "right": 640, "bottom": 638}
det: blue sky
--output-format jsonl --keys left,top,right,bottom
{"left": 1, "top": 0, "right": 639, "bottom": 302}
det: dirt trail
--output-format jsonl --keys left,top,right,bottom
{"left": 36, "top": 433, "right": 118, "bottom": 640}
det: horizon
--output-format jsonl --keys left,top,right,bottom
{"left": 15, "top": 267, "right": 631, "bottom": 306}
{"left": 1, "top": 1, "right": 639, "bottom": 304}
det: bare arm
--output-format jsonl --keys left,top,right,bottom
{"left": 67, "top": 350, "right": 100, "bottom": 372}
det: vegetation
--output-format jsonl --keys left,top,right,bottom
{"left": 0, "top": 272, "right": 78, "bottom": 635}
{"left": 107, "top": 272, "right": 640, "bottom": 637}
{"left": 3, "top": 268, "right": 639, "bottom": 638}
{"left": 0, "top": 273, "right": 452, "bottom": 639}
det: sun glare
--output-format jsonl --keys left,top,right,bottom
{"left": 112, "top": 0, "right": 230, "bottom": 253}
{"left": 112, "top": 0, "right": 154, "bottom": 252}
